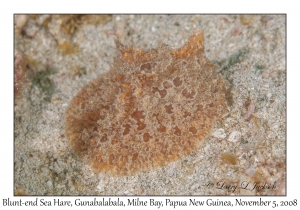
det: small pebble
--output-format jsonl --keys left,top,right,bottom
{"left": 190, "top": 183, "right": 200, "bottom": 190}
{"left": 56, "top": 159, "right": 63, "bottom": 167}
{"left": 227, "top": 131, "right": 241, "bottom": 143}
{"left": 262, "top": 71, "right": 269, "bottom": 78}
{"left": 25, "top": 28, "right": 37, "bottom": 38}
{"left": 96, "top": 182, "right": 104, "bottom": 191}
{"left": 270, "top": 100, "right": 277, "bottom": 108}
{"left": 261, "top": 15, "right": 273, "bottom": 23}
{"left": 245, "top": 167, "right": 256, "bottom": 176}
{"left": 219, "top": 51, "right": 227, "bottom": 59}
{"left": 239, "top": 159, "right": 246, "bottom": 166}
{"left": 211, "top": 128, "right": 226, "bottom": 139}
{"left": 253, "top": 33, "right": 262, "bottom": 42}
{"left": 281, "top": 110, "right": 286, "bottom": 118}
{"left": 15, "top": 15, "right": 28, "bottom": 29}
{"left": 184, "top": 24, "right": 191, "bottom": 31}
{"left": 271, "top": 122, "right": 280, "bottom": 129}
{"left": 271, "top": 71, "right": 278, "bottom": 78}
{"left": 37, "top": 14, "right": 50, "bottom": 26}
{"left": 240, "top": 15, "right": 252, "bottom": 25}
{"left": 46, "top": 180, "right": 52, "bottom": 187}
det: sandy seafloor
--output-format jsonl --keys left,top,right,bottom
{"left": 14, "top": 15, "right": 286, "bottom": 196}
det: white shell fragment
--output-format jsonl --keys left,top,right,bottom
{"left": 227, "top": 131, "right": 241, "bottom": 143}
{"left": 211, "top": 128, "right": 226, "bottom": 139}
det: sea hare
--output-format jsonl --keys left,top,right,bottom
{"left": 65, "top": 30, "right": 228, "bottom": 175}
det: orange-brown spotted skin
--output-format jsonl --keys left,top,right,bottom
{"left": 65, "top": 30, "right": 228, "bottom": 175}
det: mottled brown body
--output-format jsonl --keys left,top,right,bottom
{"left": 65, "top": 30, "right": 228, "bottom": 175}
